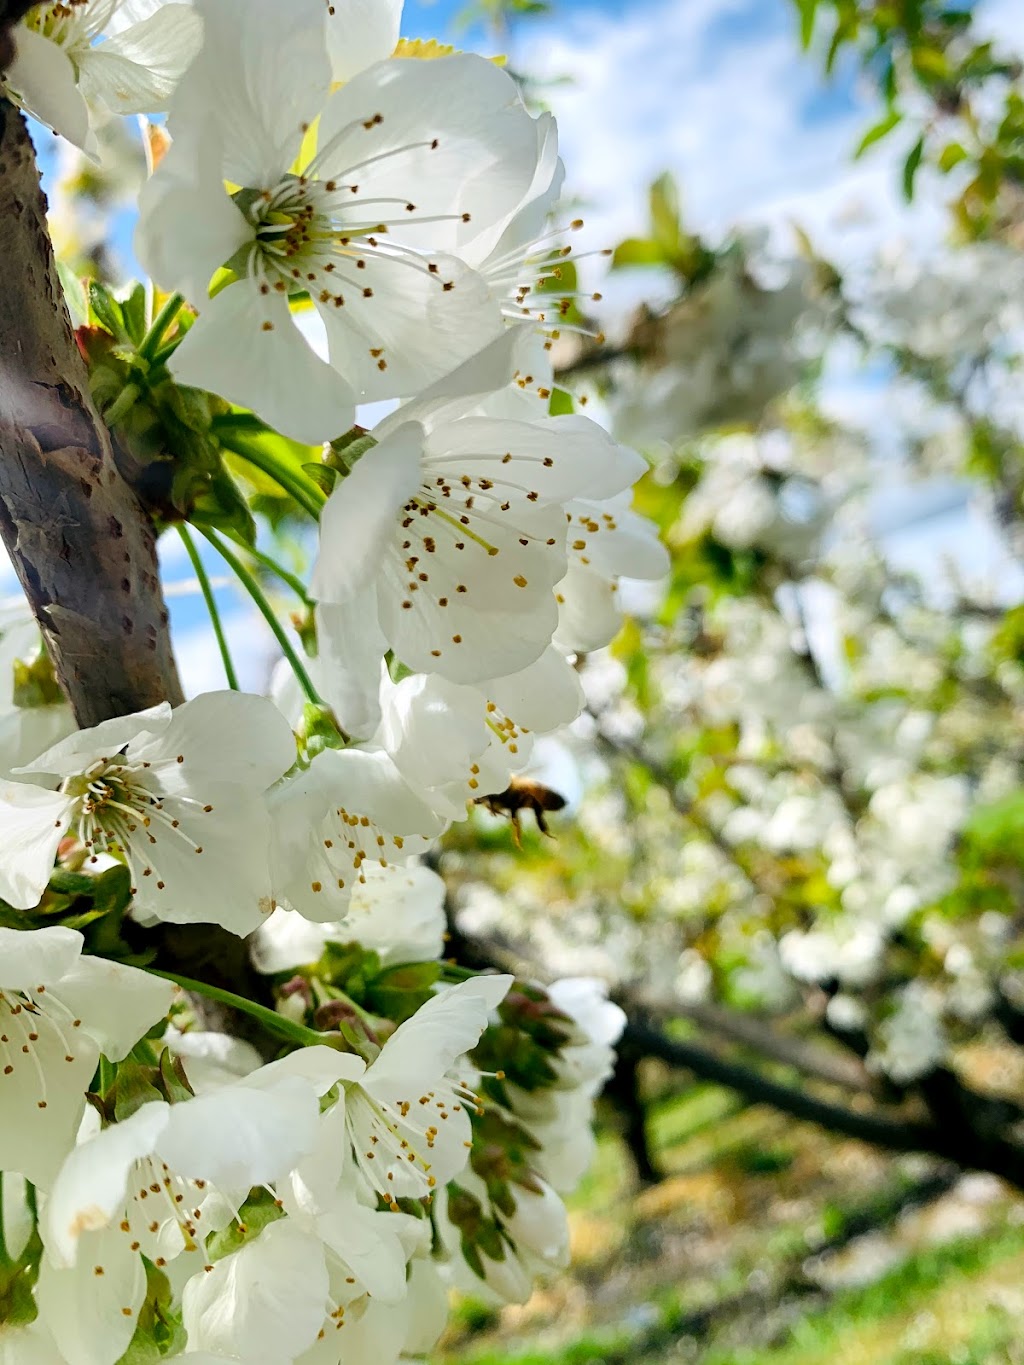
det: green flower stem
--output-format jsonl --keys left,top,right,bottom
{"left": 177, "top": 524, "right": 240, "bottom": 690}
{"left": 149, "top": 969, "right": 326, "bottom": 1049}
{"left": 200, "top": 527, "right": 323, "bottom": 706}
{"left": 228, "top": 536, "right": 313, "bottom": 607}
{"left": 139, "top": 291, "right": 184, "bottom": 362}
{"left": 215, "top": 427, "right": 326, "bottom": 521}
{"left": 103, "top": 382, "right": 141, "bottom": 427}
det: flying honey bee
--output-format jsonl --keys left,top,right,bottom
{"left": 476, "top": 777, "right": 567, "bottom": 846}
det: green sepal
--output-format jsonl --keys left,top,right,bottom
{"left": 117, "top": 1259, "right": 187, "bottom": 1364}
{"left": 205, "top": 1188, "right": 285, "bottom": 1262}
{"left": 11, "top": 651, "right": 63, "bottom": 708}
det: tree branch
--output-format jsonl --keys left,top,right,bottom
{"left": 0, "top": 102, "right": 182, "bottom": 724}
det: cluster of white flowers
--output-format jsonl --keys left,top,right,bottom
{"left": 0, "top": 0, "right": 662, "bottom": 1355}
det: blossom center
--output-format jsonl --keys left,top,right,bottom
{"left": 25, "top": 0, "right": 109, "bottom": 52}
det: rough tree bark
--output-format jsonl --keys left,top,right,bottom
{"left": 0, "top": 100, "right": 183, "bottom": 724}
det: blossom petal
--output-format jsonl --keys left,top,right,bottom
{"left": 0, "top": 925, "right": 83, "bottom": 991}
{"left": 182, "top": 1219, "right": 329, "bottom": 1363}
{"left": 311, "top": 424, "right": 425, "bottom": 604}
{"left": 17, "top": 703, "right": 172, "bottom": 780}
{"left": 135, "top": 123, "right": 251, "bottom": 301}
{"left": 317, "top": 54, "right": 540, "bottom": 263}
{"left": 6, "top": 26, "right": 92, "bottom": 151}
{"left": 169, "top": 283, "right": 355, "bottom": 444}
{"left": 175, "top": 0, "right": 331, "bottom": 188}
{"left": 326, "top": 0, "right": 402, "bottom": 80}
{"left": 366, "top": 975, "right": 511, "bottom": 1103}
{"left": 77, "top": 4, "right": 203, "bottom": 116}
{"left": 315, "top": 252, "right": 503, "bottom": 403}
{"left": 36, "top": 1229, "right": 147, "bottom": 1365}
{"left": 45, "top": 1101, "right": 171, "bottom": 1266}
{"left": 156, "top": 1077, "right": 320, "bottom": 1188}
{"left": 314, "top": 596, "right": 388, "bottom": 742}
{"left": 483, "top": 647, "right": 584, "bottom": 735}
{"left": 0, "top": 783, "right": 75, "bottom": 910}
{"left": 56, "top": 955, "right": 173, "bottom": 1062}
{"left": 131, "top": 691, "right": 296, "bottom": 795}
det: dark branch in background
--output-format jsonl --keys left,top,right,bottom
{"left": 445, "top": 910, "right": 1024, "bottom": 1192}
{"left": 640, "top": 993, "right": 875, "bottom": 1093}
{"left": 0, "top": 102, "right": 183, "bottom": 725}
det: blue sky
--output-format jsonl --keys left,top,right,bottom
{"left": 8, "top": 0, "right": 1024, "bottom": 690}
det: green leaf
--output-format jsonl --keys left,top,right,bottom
{"left": 649, "top": 171, "right": 683, "bottom": 254}
{"left": 938, "top": 140, "right": 968, "bottom": 172}
{"left": 902, "top": 134, "right": 926, "bottom": 200}
{"left": 121, "top": 283, "right": 148, "bottom": 348}
{"left": 854, "top": 109, "right": 902, "bottom": 157}
{"left": 88, "top": 281, "right": 126, "bottom": 341}
{"left": 547, "top": 386, "right": 574, "bottom": 417}
{"left": 56, "top": 261, "right": 88, "bottom": 328}
{"left": 610, "top": 237, "right": 665, "bottom": 270}
{"left": 795, "top": 0, "right": 818, "bottom": 48}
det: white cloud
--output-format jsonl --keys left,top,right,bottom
{"left": 518, "top": 0, "right": 1022, "bottom": 283}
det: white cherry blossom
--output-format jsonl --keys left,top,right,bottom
{"left": 6, "top": 0, "right": 202, "bottom": 153}
{"left": 331, "top": 975, "right": 512, "bottom": 1204}
{"left": 38, "top": 1047, "right": 348, "bottom": 1365}
{"left": 136, "top": 0, "right": 544, "bottom": 442}
{"left": 0, "top": 692, "right": 296, "bottom": 934}
{"left": 252, "top": 861, "right": 447, "bottom": 975}
{"left": 310, "top": 409, "right": 646, "bottom": 683}
{"left": 269, "top": 747, "right": 443, "bottom": 924}
{"left": 0, "top": 926, "right": 172, "bottom": 1188}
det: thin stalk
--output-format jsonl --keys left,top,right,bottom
{"left": 139, "top": 291, "right": 184, "bottom": 362}
{"left": 216, "top": 428, "right": 325, "bottom": 521}
{"left": 228, "top": 536, "right": 313, "bottom": 606}
{"left": 177, "top": 524, "right": 240, "bottom": 690}
{"left": 149, "top": 969, "right": 326, "bottom": 1049}
{"left": 200, "top": 527, "right": 323, "bottom": 705}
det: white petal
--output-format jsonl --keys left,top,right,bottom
{"left": 0, "top": 786, "right": 75, "bottom": 910}
{"left": 124, "top": 796, "right": 277, "bottom": 936}
{"left": 132, "top": 691, "right": 296, "bottom": 794}
{"left": 270, "top": 747, "right": 443, "bottom": 923}
{"left": 0, "top": 925, "right": 83, "bottom": 990}
{"left": 6, "top": 27, "right": 92, "bottom": 151}
{"left": 342, "top": 861, "right": 446, "bottom": 964}
{"left": 315, "top": 253, "right": 503, "bottom": 404}
{"left": 366, "top": 975, "right": 511, "bottom": 1102}
{"left": 156, "top": 1078, "right": 320, "bottom": 1188}
{"left": 182, "top": 1219, "right": 329, "bottom": 1363}
{"left": 314, "top": 596, "right": 387, "bottom": 742}
{"left": 377, "top": 672, "right": 489, "bottom": 809}
{"left": 18, "top": 703, "right": 172, "bottom": 779}
{"left": 428, "top": 414, "right": 646, "bottom": 505}
{"left": 174, "top": 0, "right": 331, "bottom": 188}
{"left": 317, "top": 54, "right": 541, "bottom": 263}
{"left": 484, "top": 647, "right": 584, "bottom": 734}
{"left": 326, "top": 0, "right": 402, "bottom": 80}
{"left": 553, "top": 560, "right": 624, "bottom": 654}
{"left": 311, "top": 424, "right": 425, "bottom": 604}
{"left": 45, "top": 1101, "right": 171, "bottom": 1266}
{"left": 169, "top": 284, "right": 355, "bottom": 444}
{"left": 77, "top": 5, "right": 203, "bottom": 116}
{"left": 135, "top": 123, "right": 251, "bottom": 301}
{"left": 0, "top": 998, "right": 99, "bottom": 1190}
{"left": 36, "top": 1231, "right": 147, "bottom": 1365}
{"left": 56, "top": 956, "right": 173, "bottom": 1062}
